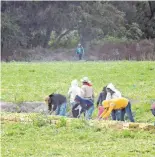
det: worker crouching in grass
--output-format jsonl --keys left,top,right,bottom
{"left": 73, "top": 95, "right": 94, "bottom": 120}
{"left": 99, "top": 97, "right": 135, "bottom": 122}
{"left": 45, "top": 93, "right": 67, "bottom": 116}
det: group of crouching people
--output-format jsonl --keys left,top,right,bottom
{"left": 45, "top": 76, "right": 137, "bottom": 122}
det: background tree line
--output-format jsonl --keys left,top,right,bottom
{"left": 1, "top": 1, "right": 155, "bottom": 59}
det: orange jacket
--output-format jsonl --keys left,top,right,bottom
{"left": 100, "top": 97, "right": 129, "bottom": 119}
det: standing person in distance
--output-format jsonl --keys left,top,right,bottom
{"left": 76, "top": 43, "right": 84, "bottom": 60}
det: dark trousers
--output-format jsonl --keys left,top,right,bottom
{"left": 120, "top": 102, "right": 135, "bottom": 122}
{"left": 79, "top": 54, "right": 82, "bottom": 60}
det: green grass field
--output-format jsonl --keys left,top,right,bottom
{"left": 1, "top": 61, "right": 155, "bottom": 157}
{"left": 1, "top": 118, "right": 155, "bottom": 157}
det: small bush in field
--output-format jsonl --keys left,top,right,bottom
{"left": 56, "top": 117, "right": 67, "bottom": 128}
{"left": 31, "top": 114, "right": 48, "bottom": 127}
{"left": 122, "top": 130, "right": 135, "bottom": 138}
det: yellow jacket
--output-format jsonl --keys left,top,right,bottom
{"left": 100, "top": 97, "right": 129, "bottom": 119}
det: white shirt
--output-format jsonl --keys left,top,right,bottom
{"left": 81, "top": 85, "right": 94, "bottom": 99}
{"left": 68, "top": 86, "right": 83, "bottom": 103}
{"left": 106, "top": 83, "right": 122, "bottom": 100}
{"left": 106, "top": 90, "right": 122, "bottom": 100}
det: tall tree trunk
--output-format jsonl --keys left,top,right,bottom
{"left": 43, "top": 27, "right": 52, "bottom": 48}
{"left": 148, "top": 1, "right": 155, "bottom": 19}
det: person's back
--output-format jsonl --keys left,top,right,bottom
{"left": 70, "top": 86, "right": 81, "bottom": 99}
{"left": 45, "top": 93, "right": 67, "bottom": 116}
{"left": 51, "top": 94, "right": 67, "bottom": 106}
{"left": 107, "top": 98, "right": 129, "bottom": 110}
{"left": 68, "top": 80, "right": 82, "bottom": 104}
{"left": 81, "top": 84, "right": 94, "bottom": 99}
{"left": 106, "top": 83, "right": 121, "bottom": 100}
{"left": 80, "top": 77, "right": 94, "bottom": 99}
{"left": 49, "top": 94, "right": 66, "bottom": 110}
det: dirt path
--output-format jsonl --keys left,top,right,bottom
{"left": 0, "top": 101, "right": 48, "bottom": 113}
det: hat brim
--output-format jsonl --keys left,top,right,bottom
{"left": 81, "top": 79, "right": 91, "bottom": 83}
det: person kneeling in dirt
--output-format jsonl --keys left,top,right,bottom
{"left": 151, "top": 101, "right": 155, "bottom": 126}
{"left": 99, "top": 97, "right": 135, "bottom": 122}
{"left": 45, "top": 93, "right": 67, "bottom": 116}
{"left": 72, "top": 95, "right": 94, "bottom": 119}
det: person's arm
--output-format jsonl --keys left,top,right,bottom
{"left": 51, "top": 97, "right": 58, "bottom": 111}
{"left": 96, "top": 93, "right": 101, "bottom": 107}
{"left": 48, "top": 104, "right": 52, "bottom": 111}
{"left": 68, "top": 87, "right": 72, "bottom": 97}
{"left": 52, "top": 104, "right": 57, "bottom": 111}
{"left": 99, "top": 108, "right": 108, "bottom": 118}
{"left": 102, "top": 103, "right": 115, "bottom": 118}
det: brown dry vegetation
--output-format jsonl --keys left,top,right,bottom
{"left": 2, "top": 39, "right": 155, "bottom": 62}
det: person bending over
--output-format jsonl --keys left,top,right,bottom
{"left": 99, "top": 97, "right": 135, "bottom": 122}
{"left": 106, "top": 83, "right": 122, "bottom": 121}
{"left": 45, "top": 93, "right": 67, "bottom": 116}
{"left": 73, "top": 95, "right": 94, "bottom": 119}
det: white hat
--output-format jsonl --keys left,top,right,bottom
{"left": 107, "top": 83, "right": 116, "bottom": 92}
{"left": 81, "top": 77, "right": 91, "bottom": 83}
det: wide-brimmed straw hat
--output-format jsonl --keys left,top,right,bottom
{"left": 81, "top": 77, "right": 91, "bottom": 83}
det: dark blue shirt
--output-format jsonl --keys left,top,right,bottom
{"left": 96, "top": 91, "right": 107, "bottom": 106}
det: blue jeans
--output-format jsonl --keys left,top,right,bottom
{"left": 111, "top": 110, "right": 121, "bottom": 121}
{"left": 55, "top": 102, "right": 67, "bottom": 116}
{"left": 120, "top": 102, "right": 135, "bottom": 122}
{"left": 85, "top": 105, "right": 94, "bottom": 120}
